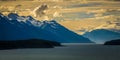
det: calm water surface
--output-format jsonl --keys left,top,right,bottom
{"left": 0, "top": 44, "right": 120, "bottom": 60}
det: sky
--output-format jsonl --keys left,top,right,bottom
{"left": 0, "top": 0, "right": 120, "bottom": 34}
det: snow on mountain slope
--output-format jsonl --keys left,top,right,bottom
{"left": 0, "top": 13, "right": 92, "bottom": 43}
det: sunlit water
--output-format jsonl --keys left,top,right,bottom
{"left": 0, "top": 44, "right": 120, "bottom": 60}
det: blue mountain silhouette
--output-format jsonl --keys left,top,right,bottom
{"left": 0, "top": 13, "right": 92, "bottom": 43}
{"left": 83, "top": 29, "right": 120, "bottom": 44}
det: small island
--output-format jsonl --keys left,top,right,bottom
{"left": 104, "top": 39, "right": 120, "bottom": 45}
{"left": 0, "top": 39, "right": 61, "bottom": 50}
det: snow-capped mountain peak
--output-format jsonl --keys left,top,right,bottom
{"left": 0, "top": 13, "right": 92, "bottom": 43}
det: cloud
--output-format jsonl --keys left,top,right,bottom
{"left": 87, "top": 9, "right": 107, "bottom": 14}
{"left": 87, "top": 9, "right": 106, "bottom": 17}
{"left": 94, "top": 14, "right": 103, "bottom": 17}
{"left": 87, "top": 0, "right": 120, "bottom": 1}
{"left": 53, "top": 11, "right": 62, "bottom": 17}
{"left": 87, "top": 8, "right": 120, "bottom": 18}
{"left": 108, "top": 0, "right": 120, "bottom": 1}
{"left": 32, "top": 4, "right": 48, "bottom": 18}
{"left": 106, "top": 9, "right": 120, "bottom": 12}
{"left": 67, "top": 2, "right": 102, "bottom": 8}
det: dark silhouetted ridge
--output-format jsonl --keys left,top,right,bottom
{"left": 0, "top": 39, "right": 61, "bottom": 50}
{"left": 104, "top": 39, "right": 120, "bottom": 45}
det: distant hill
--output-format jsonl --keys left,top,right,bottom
{"left": 83, "top": 29, "right": 120, "bottom": 44}
{"left": 0, "top": 39, "right": 61, "bottom": 50}
{"left": 104, "top": 39, "right": 120, "bottom": 45}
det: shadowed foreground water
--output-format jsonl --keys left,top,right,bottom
{"left": 0, "top": 44, "right": 120, "bottom": 60}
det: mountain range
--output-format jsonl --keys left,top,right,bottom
{"left": 0, "top": 13, "right": 92, "bottom": 43}
{"left": 83, "top": 29, "right": 120, "bottom": 44}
